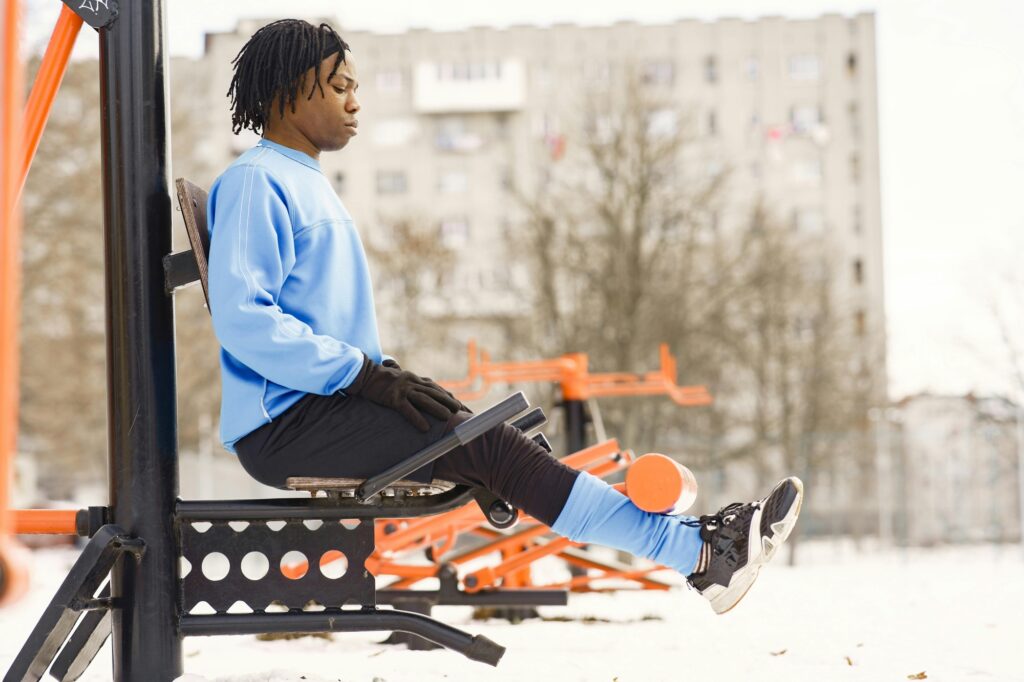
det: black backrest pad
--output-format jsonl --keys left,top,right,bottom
{"left": 174, "top": 177, "right": 211, "bottom": 311}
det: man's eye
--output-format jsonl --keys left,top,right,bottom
{"left": 334, "top": 87, "right": 346, "bottom": 94}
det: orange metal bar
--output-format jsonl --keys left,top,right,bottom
{"left": 2, "top": 0, "right": 27, "bottom": 546}
{"left": 1, "top": 0, "right": 31, "bottom": 606}
{"left": 554, "top": 567, "right": 670, "bottom": 592}
{"left": 19, "top": 4, "right": 83, "bottom": 196}
{"left": 441, "top": 339, "right": 711, "bottom": 406}
{"left": 472, "top": 526, "right": 673, "bottom": 592}
{"left": 464, "top": 536, "right": 580, "bottom": 593}
{"left": 13, "top": 509, "right": 78, "bottom": 534}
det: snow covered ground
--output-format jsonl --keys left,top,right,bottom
{"left": 1, "top": 539, "right": 1021, "bottom": 682}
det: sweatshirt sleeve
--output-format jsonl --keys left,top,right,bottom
{"left": 207, "top": 164, "right": 365, "bottom": 394}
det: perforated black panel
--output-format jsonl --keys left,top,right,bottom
{"left": 178, "top": 518, "right": 375, "bottom": 613}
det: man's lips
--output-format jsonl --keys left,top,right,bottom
{"left": 345, "top": 121, "right": 359, "bottom": 132}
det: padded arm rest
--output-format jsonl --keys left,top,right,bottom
{"left": 357, "top": 392, "right": 529, "bottom": 500}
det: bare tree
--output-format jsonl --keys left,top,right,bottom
{"left": 363, "top": 216, "right": 458, "bottom": 371}
{"left": 511, "top": 65, "right": 728, "bottom": 453}
{"left": 512, "top": 67, "right": 871, "bottom": 560}
{"left": 19, "top": 59, "right": 108, "bottom": 498}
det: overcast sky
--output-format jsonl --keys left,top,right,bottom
{"left": 21, "top": 0, "right": 1024, "bottom": 401}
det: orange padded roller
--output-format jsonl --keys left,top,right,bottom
{"left": 625, "top": 453, "right": 698, "bottom": 515}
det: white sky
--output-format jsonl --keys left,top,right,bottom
{"left": 21, "top": 0, "right": 1024, "bottom": 402}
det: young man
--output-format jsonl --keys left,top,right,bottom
{"left": 208, "top": 19, "right": 804, "bottom": 615}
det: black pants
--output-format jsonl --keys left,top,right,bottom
{"left": 234, "top": 392, "right": 579, "bottom": 526}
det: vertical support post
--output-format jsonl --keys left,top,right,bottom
{"left": 564, "top": 400, "right": 588, "bottom": 455}
{"left": 98, "top": 1, "right": 182, "bottom": 679}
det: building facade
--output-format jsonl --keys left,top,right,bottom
{"left": 190, "top": 13, "right": 885, "bottom": 378}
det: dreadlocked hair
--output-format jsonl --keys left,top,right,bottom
{"left": 227, "top": 19, "right": 350, "bottom": 136}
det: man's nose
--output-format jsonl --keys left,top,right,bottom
{"left": 347, "top": 94, "right": 360, "bottom": 113}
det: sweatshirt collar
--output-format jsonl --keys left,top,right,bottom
{"left": 257, "top": 138, "right": 322, "bottom": 173}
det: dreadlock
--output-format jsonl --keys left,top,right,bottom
{"left": 227, "top": 19, "right": 350, "bottom": 136}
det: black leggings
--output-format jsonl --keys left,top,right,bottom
{"left": 234, "top": 392, "right": 579, "bottom": 526}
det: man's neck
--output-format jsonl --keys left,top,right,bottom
{"left": 262, "top": 127, "right": 320, "bottom": 160}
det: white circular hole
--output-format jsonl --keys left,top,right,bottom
{"left": 179, "top": 556, "right": 192, "bottom": 579}
{"left": 240, "top": 551, "right": 269, "bottom": 581}
{"left": 339, "top": 519, "right": 361, "bottom": 530}
{"left": 201, "top": 552, "right": 230, "bottom": 581}
{"left": 319, "top": 551, "right": 348, "bottom": 580}
{"left": 266, "top": 520, "right": 287, "bottom": 532}
{"left": 302, "top": 519, "right": 323, "bottom": 531}
{"left": 191, "top": 521, "right": 212, "bottom": 533}
{"left": 280, "top": 551, "right": 308, "bottom": 580}
{"left": 228, "top": 521, "right": 250, "bottom": 532}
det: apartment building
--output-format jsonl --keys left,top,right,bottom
{"left": 188, "top": 14, "right": 884, "bottom": 377}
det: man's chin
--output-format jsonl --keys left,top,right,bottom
{"left": 322, "top": 138, "right": 351, "bottom": 153}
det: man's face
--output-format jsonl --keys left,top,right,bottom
{"left": 274, "top": 51, "right": 361, "bottom": 152}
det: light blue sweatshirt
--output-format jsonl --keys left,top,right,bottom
{"left": 207, "top": 138, "right": 389, "bottom": 453}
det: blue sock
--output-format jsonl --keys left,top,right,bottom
{"left": 551, "top": 472, "right": 703, "bottom": 576}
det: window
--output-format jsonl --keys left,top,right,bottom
{"left": 375, "top": 69, "right": 403, "bottom": 94}
{"left": 704, "top": 55, "right": 718, "bottom": 84}
{"left": 372, "top": 117, "right": 418, "bottom": 148}
{"left": 707, "top": 110, "right": 718, "bottom": 136}
{"left": 853, "top": 258, "right": 864, "bottom": 285}
{"left": 438, "top": 170, "right": 468, "bottom": 194}
{"left": 440, "top": 217, "right": 470, "bottom": 248}
{"left": 582, "top": 61, "right": 611, "bottom": 84}
{"left": 332, "top": 171, "right": 345, "bottom": 194}
{"left": 847, "top": 52, "right": 858, "bottom": 78}
{"left": 852, "top": 204, "right": 863, "bottom": 234}
{"left": 642, "top": 60, "right": 675, "bottom": 86}
{"left": 436, "top": 61, "right": 503, "bottom": 81}
{"left": 376, "top": 170, "right": 407, "bottom": 194}
{"left": 850, "top": 152, "right": 861, "bottom": 183}
{"left": 790, "top": 105, "right": 823, "bottom": 133}
{"left": 792, "top": 158, "right": 823, "bottom": 185}
{"left": 848, "top": 101, "right": 861, "bottom": 138}
{"left": 647, "top": 108, "right": 678, "bottom": 138}
{"left": 435, "top": 117, "right": 482, "bottom": 152}
{"left": 794, "top": 207, "right": 825, "bottom": 233}
{"left": 744, "top": 56, "right": 760, "bottom": 82}
{"left": 855, "top": 309, "right": 866, "bottom": 336}
{"left": 788, "top": 54, "right": 820, "bottom": 81}
{"left": 499, "top": 166, "right": 514, "bottom": 191}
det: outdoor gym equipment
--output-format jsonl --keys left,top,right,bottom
{"left": 1, "top": 1, "right": 566, "bottom": 679}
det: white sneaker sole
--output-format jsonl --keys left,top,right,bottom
{"left": 706, "top": 477, "right": 804, "bottom": 615}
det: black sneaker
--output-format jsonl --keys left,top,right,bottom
{"left": 683, "top": 477, "right": 804, "bottom": 614}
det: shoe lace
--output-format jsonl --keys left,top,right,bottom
{"left": 682, "top": 500, "right": 759, "bottom": 549}
{"left": 682, "top": 501, "right": 744, "bottom": 531}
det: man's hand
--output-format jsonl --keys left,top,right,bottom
{"left": 381, "top": 358, "right": 472, "bottom": 414}
{"left": 347, "top": 356, "right": 462, "bottom": 431}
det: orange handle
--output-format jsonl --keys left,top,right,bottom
{"left": 625, "top": 453, "right": 698, "bottom": 514}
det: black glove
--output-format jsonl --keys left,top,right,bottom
{"left": 346, "top": 355, "right": 462, "bottom": 431}
{"left": 382, "top": 357, "right": 473, "bottom": 414}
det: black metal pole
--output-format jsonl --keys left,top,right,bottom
{"left": 565, "top": 399, "right": 588, "bottom": 454}
{"left": 98, "top": 1, "right": 182, "bottom": 680}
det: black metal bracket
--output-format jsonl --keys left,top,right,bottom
{"left": 49, "top": 582, "right": 112, "bottom": 682}
{"left": 163, "top": 250, "right": 201, "bottom": 295}
{"left": 3, "top": 525, "right": 143, "bottom": 682}
{"left": 61, "top": 0, "right": 118, "bottom": 30}
{"left": 74, "top": 506, "right": 110, "bottom": 538}
{"left": 472, "top": 489, "right": 518, "bottom": 530}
